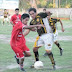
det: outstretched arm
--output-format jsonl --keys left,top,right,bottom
{"left": 30, "top": 28, "right": 37, "bottom": 32}
{"left": 23, "top": 24, "right": 45, "bottom": 29}
{"left": 59, "top": 20, "right": 64, "bottom": 32}
{"left": 10, "top": 21, "right": 14, "bottom": 26}
{"left": 10, "top": 16, "right": 14, "bottom": 26}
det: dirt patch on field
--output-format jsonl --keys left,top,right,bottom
{"left": 0, "top": 34, "right": 10, "bottom": 43}
{"left": 26, "top": 36, "right": 72, "bottom": 42}
{"left": 58, "top": 36, "right": 72, "bottom": 41}
{"left": 6, "top": 64, "right": 19, "bottom": 69}
{"left": 0, "top": 34, "right": 72, "bottom": 44}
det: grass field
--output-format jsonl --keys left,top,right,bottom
{"left": 0, "top": 20, "right": 72, "bottom": 72}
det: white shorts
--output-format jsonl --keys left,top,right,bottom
{"left": 53, "top": 30, "right": 58, "bottom": 42}
{"left": 34, "top": 33, "right": 53, "bottom": 51}
{"left": 3, "top": 17, "right": 9, "bottom": 22}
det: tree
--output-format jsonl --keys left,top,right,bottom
{"left": 19, "top": 0, "right": 31, "bottom": 11}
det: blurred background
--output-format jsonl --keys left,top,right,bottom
{"left": 0, "top": 0, "right": 72, "bottom": 20}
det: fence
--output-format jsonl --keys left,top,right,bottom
{"left": 38, "top": 8, "right": 72, "bottom": 20}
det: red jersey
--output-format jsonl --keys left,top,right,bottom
{"left": 10, "top": 21, "right": 30, "bottom": 58}
{"left": 10, "top": 21, "right": 25, "bottom": 47}
{"left": 10, "top": 14, "right": 21, "bottom": 25}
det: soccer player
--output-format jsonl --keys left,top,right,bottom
{"left": 3, "top": 9, "right": 9, "bottom": 25}
{"left": 29, "top": 8, "right": 56, "bottom": 70}
{"left": 10, "top": 13, "right": 44, "bottom": 72}
{"left": 43, "top": 11, "right": 64, "bottom": 56}
{"left": 10, "top": 8, "right": 21, "bottom": 27}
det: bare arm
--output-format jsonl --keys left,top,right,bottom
{"left": 30, "top": 28, "right": 37, "bottom": 32}
{"left": 10, "top": 21, "right": 14, "bottom": 26}
{"left": 24, "top": 29, "right": 30, "bottom": 36}
{"left": 59, "top": 20, "right": 64, "bottom": 32}
{"left": 23, "top": 24, "right": 45, "bottom": 29}
{"left": 10, "top": 16, "right": 14, "bottom": 26}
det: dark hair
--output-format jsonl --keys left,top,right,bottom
{"left": 21, "top": 13, "right": 30, "bottom": 21}
{"left": 4, "top": 9, "right": 6, "bottom": 11}
{"left": 29, "top": 8, "right": 36, "bottom": 13}
{"left": 43, "top": 8, "right": 46, "bottom": 11}
{"left": 15, "top": 8, "right": 19, "bottom": 11}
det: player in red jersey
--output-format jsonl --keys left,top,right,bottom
{"left": 10, "top": 8, "right": 21, "bottom": 26}
{"left": 10, "top": 13, "right": 44, "bottom": 72}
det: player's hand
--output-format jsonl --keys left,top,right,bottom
{"left": 62, "top": 28, "right": 64, "bottom": 32}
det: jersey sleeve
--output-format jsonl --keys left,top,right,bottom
{"left": 57, "top": 19, "right": 60, "bottom": 21}
{"left": 10, "top": 15, "right": 14, "bottom": 22}
{"left": 51, "top": 18, "right": 60, "bottom": 23}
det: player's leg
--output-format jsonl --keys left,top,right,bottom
{"left": 33, "top": 36, "right": 43, "bottom": 61}
{"left": 3, "top": 17, "right": 5, "bottom": 25}
{"left": 6, "top": 18, "right": 9, "bottom": 25}
{"left": 44, "top": 33, "right": 56, "bottom": 70}
{"left": 54, "top": 41, "right": 63, "bottom": 56}
{"left": 54, "top": 31, "right": 63, "bottom": 56}
{"left": 30, "top": 36, "right": 43, "bottom": 68}
{"left": 19, "top": 58, "right": 26, "bottom": 72}
{"left": 33, "top": 47, "right": 40, "bottom": 61}
{"left": 23, "top": 44, "right": 31, "bottom": 57}
{"left": 30, "top": 47, "right": 41, "bottom": 68}
{"left": 11, "top": 46, "right": 26, "bottom": 71}
{"left": 14, "top": 55, "right": 19, "bottom": 64}
{"left": 46, "top": 50, "right": 56, "bottom": 70}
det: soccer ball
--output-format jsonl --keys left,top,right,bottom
{"left": 34, "top": 61, "right": 44, "bottom": 69}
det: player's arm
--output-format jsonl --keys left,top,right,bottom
{"left": 10, "top": 21, "right": 14, "bottom": 26}
{"left": 29, "top": 21, "right": 37, "bottom": 31}
{"left": 23, "top": 29, "right": 30, "bottom": 36}
{"left": 29, "top": 28, "right": 37, "bottom": 32}
{"left": 23, "top": 28, "right": 37, "bottom": 37}
{"left": 59, "top": 19, "right": 64, "bottom": 32}
{"left": 23, "top": 24, "right": 45, "bottom": 29}
{"left": 10, "top": 16, "right": 14, "bottom": 26}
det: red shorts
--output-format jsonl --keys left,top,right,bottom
{"left": 11, "top": 44, "right": 30, "bottom": 58}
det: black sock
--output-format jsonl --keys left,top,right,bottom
{"left": 48, "top": 52, "right": 55, "bottom": 65}
{"left": 34, "top": 51, "right": 39, "bottom": 61}
{"left": 56, "top": 43, "right": 62, "bottom": 50}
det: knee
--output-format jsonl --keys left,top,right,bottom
{"left": 46, "top": 50, "right": 51, "bottom": 54}
{"left": 33, "top": 47, "right": 38, "bottom": 52}
{"left": 24, "top": 51, "right": 31, "bottom": 57}
{"left": 28, "top": 53, "right": 31, "bottom": 57}
{"left": 54, "top": 41, "right": 58, "bottom": 44}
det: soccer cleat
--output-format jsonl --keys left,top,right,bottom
{"left": 43, "top": 52, "right": 48, "bottom": 57}
{"left": 60, "top": 49, "right": 63, "bottom": 56}
{"left": 53, "top": 64, "right": 56, "bottom": 70}
{"left": 20, "top": 68, "right": 26, "bottom": 72}
{"left": 14, "top": 56, "right": 19, "bottom": 64}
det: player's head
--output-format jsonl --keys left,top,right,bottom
{"left": 15, "top": 8, "right": 19, "bottom": 15}
{"left": 46, "top": 11, "right": 52, "bottom": 19}
{"left": 4, "top": 9, "right": 7, "bottom": 11}
{"left": 46, "top": 11, "right": 52, "bottom": 16}
{"left": 43, "top": 8, "right": 46, "bottom": 13}
{"left": 21, "top": 13, "right": 30, "bottom": 25}
{"left": 29, "top": 8, "right": 37, "bottom": 19}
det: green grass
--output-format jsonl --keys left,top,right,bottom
{"left": 0, "top": 20, "right": 72, "bottom": 72}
